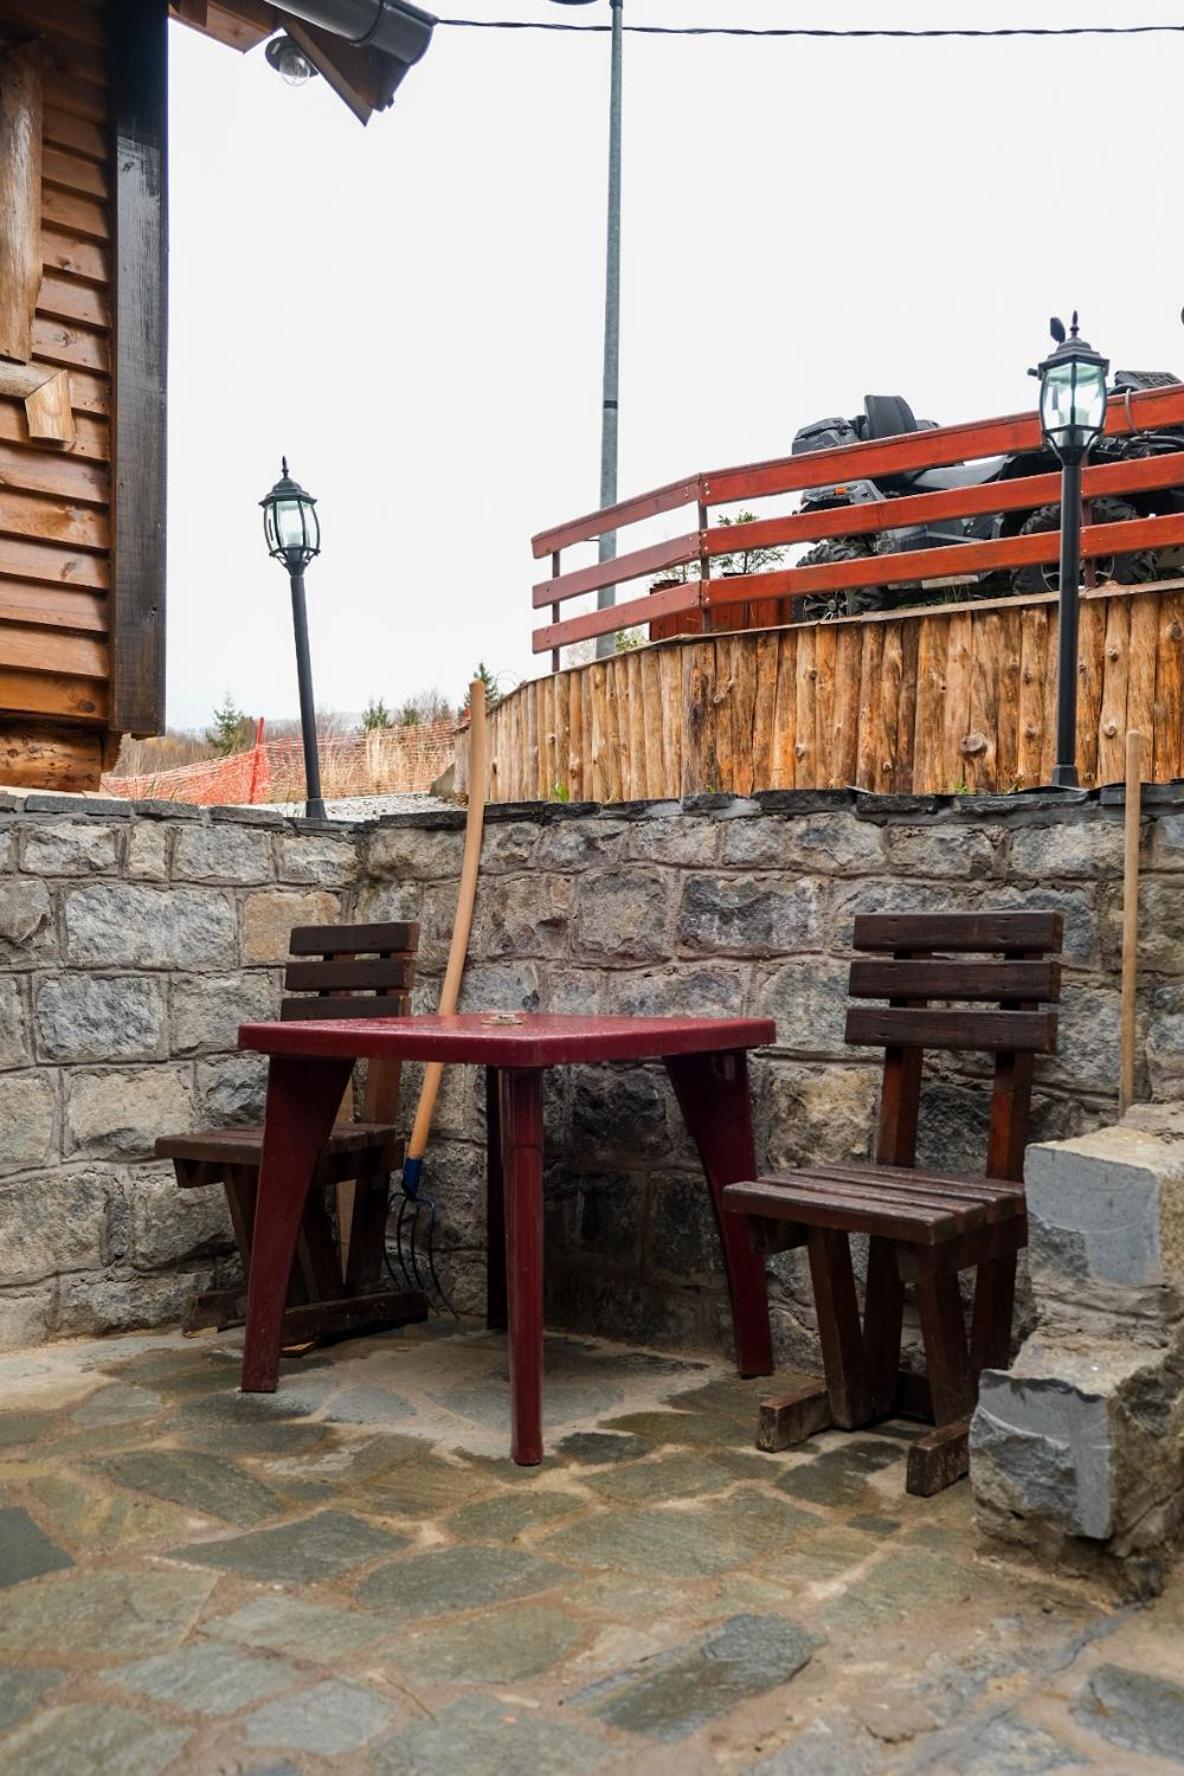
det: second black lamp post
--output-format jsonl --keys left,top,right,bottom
{"left": 261, "top": 459, "right": 326, "bottom": 820}
{"left": 1035, "top": 314, "right": 1110, "bottom": 789}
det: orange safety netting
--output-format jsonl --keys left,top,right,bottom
{"left": 102, "top": 723, "right": 457, "bottom": 807}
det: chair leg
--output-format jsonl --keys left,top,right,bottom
{"left": 241, "top": 1056, "right": 353, "bottom": 1393}
{"left": 806, "top": 1227, "right": 875, "bottom": 1430}
{"left": 862, "top": 1235, "right": 905, "bottom": 1418}
{"left": 913, "top": 1255, "right": 975, "bottom": 1426}
{"left": 343, "top": 1160, "right": 390, "bottom": 1297}
{"left": 970, "top": 1251, "right": 1018, "bottom": 1381}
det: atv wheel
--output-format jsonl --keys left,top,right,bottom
{"left": 793, "top": 537, "right": 884, "bottom": 623}
{"left": 1011, "top": 497, "right": 1159, "bottom": 597}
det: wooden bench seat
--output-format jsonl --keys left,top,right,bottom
{"left": 723, "top": 910, "right": 1062, "bottom": 1496}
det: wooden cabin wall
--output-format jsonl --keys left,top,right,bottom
{"left": 0, "top": 1, "right": 116, "bottom": 790}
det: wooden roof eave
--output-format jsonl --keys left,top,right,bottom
{"left": 169, "top": 0, "right": 399, "bottom": 123}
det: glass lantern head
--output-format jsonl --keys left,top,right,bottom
{"left": 1037, "top": 314, "right": 1109, "bottom": 464}
{"left": 261, "top": 459, "right": 320, "bottom": 571}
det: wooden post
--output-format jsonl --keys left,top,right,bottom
{"left": 0, "top": 40, "right": 42, "bottom": 366}
{"left": 1120, "top": 729, "right": 1144, "bottom": 1115}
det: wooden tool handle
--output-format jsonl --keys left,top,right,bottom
{"left": 1120, "top": 728, "right": 1143, "bottom": 1115}
{"left": 406, "top": 679, "right": 488, "bottom": 1166}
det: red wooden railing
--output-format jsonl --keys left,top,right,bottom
{"left": 530, "top": 382, "right": 1184, "bottom": 662}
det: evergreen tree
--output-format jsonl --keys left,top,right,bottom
{"left": 361, "top": 697, "right": 393, "bottom": 731}
{"left": 205, "top": 692, "right": 252, "bottom": 757}
{"left": 461, "top": 663, "right": 500, "bottom": 716}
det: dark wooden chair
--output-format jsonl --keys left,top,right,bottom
{"left": 723, "top": 911, "right": 1062, "bottom": 1496}
{"left": 157, "top": 920, "right": 428, "bottom": 1347}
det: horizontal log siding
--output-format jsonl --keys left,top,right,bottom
{"left": 0, "top": 0, "right": 112, "bottom": 786}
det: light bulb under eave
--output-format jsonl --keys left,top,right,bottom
{"left": 265, "top": 33, "right": 317, "bottom": 87}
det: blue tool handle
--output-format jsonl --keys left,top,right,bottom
{"left": 402, "top": 1156, "right": 424, "bottom": 1200}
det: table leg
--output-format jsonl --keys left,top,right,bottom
{"left": 500, "top": 1067, "right": 545, "bottom": 1465}
{"left": 485, "top": 1066, "right": 508, "bottom": 1332}
{"left": 664, "top": 1048, "right": 774, "bottom": 1378}
{"left": 241, "top": 1054, "right": 353, "bottom": 1393}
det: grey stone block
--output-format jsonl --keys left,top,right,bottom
{"left": 677, "top": 873, "right": 823, "bottom": 957}
{"left": 0, "top": 1072, "right": 56, "bottom": 1176}
{"left": 171, "top": 971, "right": 280, "bottom": 1054}
{"left": 573, "top": 868, "right": 671, "bottom": 964}
{"left": 1026, "top": 1124, "right": 1184, "bottom": 1289}
{"left": 623, "top": 816, "right": 717, "bottom": 866}
{"left": 883, "top": 823, "right": 998, "bottom": 877}
{"left": 21, "top": 822, "right": 122, "bottom": 877}
{"left": 210, "top": 804, "right": 282, "bottom": 826}
{"left": 65, "top": 883, "right": 237, "bottom": 970}
{"left": 721, "top": 812, "right": 884, "bottom": 873}
{"left": 0, "top": 879, "right": 55, "bottom": 964}
{"left": 0, "top": 1164, "right": 109, "bottom": 1281}
{"left": 197, "top": 1052, "right": 268, "bottom": 1125}
{"left": 35, "top": 974, "right": 168, "bottom": 1063}
{"left": 764, "top": 1062, "right": 877, "bottom": 1173}
{"left": 455, "top": 959, "right": 540, "bottom": 1014}
{"left": 129, "top": 799, "right": 201, "bottom": 819}
{"left": 21, "top": 795, "right": 130, "bottom": 817}
{"left": 471, "top": 874, "right": 571, "bottom": 961}
{"left": 368, "top": 826, "right": 466, "bottom": 881}
{"left": 63, "top": 1067, "right": 194, "bottom": 1160}
{"left": 603, "top": 963, "right": 747, "bottom": 1020}
{"left": 274, "top": 831, "right": 357, "bottom": 886}
{"left": 481, "top": 822, "right": 543, "bottom": 871}
{"left": 1009, "top": 817, "right": 1124, "bottom": 878}
{"left": 536, "top": 821, "right": 623, "bottom": 871}
{"left": 0, "top": 977, "right": 28, "bottom": 1068}
{"left": 240, "top": 889, "right": 339, "bottom": 963}
{"left": 173, "top": 823, "right": 272, "bottom": 885}
{"left": 129, "top": 1169, "right": 234, "bottom": 1270}
{"left": 972, "top": 1333, "right": 1184, "bottom": 1555}
{"left": 126, "top": 822, "right": 169, "bottom": 882}
{"left": 0, "top": 1286, "right": 54, "bottom": 1348}
{"left": 758, "top": 955, "right": 851, "bottom": 1053}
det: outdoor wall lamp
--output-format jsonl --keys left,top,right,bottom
{"left": 265, "top": 34, "right": 318, "bottom": 85}
{"left": 261, "top": 459, "right": 327, "bottom": 820}
{"left": 1036, "top": 314, "right": 1110, "bottom": 789}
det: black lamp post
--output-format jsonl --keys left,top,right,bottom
{"left": 261, "top": 459, "right": 326, "bottom": 820}
{"left": 1035, "top": 313, "right": 1110, "bottom": 789}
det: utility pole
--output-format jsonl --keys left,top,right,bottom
{"left": 595, "top": 0, "right": 624, "bottom": 658}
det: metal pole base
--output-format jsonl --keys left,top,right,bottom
{"left": 1049, "top": 766, "right": 1080, "bottom": 790}
{"left": 304, "top": 797, "right": 328, "bottom": 821}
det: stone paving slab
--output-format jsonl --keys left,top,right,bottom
{"left": 0, "top": 1507, "right": 72, "bottom": 1589}
{"left": 575, "top": 1612, "right": 821, "bottom": 1742}
{"left": 1, "top": 1320, "right": 1183, "bottom": 1775}
{"left": 169, "top": 1507, "right": 407, "bottom": 1583}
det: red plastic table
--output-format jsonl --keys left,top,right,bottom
{"left": 236, "top": 1012, "right": 776, "bottom": 1464}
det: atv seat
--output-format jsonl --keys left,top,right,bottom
{"left": 863, "top": 394, "right": 920, "bottom": 439}
{"left": 909, "top": 458, "right": 1008, "bottom": 492}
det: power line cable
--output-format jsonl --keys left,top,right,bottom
{"left": 437, "top": 17, "right": 1184, "bottom": 39}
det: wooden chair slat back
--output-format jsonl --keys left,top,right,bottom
{"left": 280, "top": 921, "right": 420, "bottom": 1127}
{"left": 848, "top": 911, "right": 1063, "bottom": 1182}
{"left": 288, "top": 921, "right": 418, "bottom": 955}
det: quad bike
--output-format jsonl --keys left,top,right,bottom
{"left": 790, "top": 374, "right": 1184, "bottom": 622}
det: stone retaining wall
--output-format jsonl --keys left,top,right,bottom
{"left": 4, "top": 783, "right": 1184, "bottom": 1358}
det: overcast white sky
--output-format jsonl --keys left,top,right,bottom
{"left": 164, "top": 0, "right": 1184, "bottom": 731}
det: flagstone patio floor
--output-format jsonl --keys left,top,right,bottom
{"left": 1, "top": 1318, "right": 1182, "bottom": 1775}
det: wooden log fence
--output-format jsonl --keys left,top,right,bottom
{"left": 458, "top": 580, "right": 1184, "bottom": 802}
